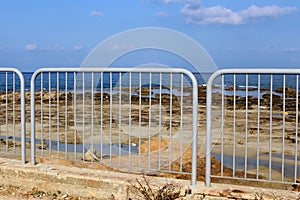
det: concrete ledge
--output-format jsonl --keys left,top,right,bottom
{"left": 0, "top": 158, "right": 299, "bottom": 199}
{"left": 1, "top": 158, "right": 134, "bottom": 199}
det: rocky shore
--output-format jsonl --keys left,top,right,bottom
{"left": 0, "top": 85, "right": 300, "bottom": 188}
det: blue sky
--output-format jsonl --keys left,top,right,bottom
{"left": 0, "top": 0, "right": 299, "bottom": 71}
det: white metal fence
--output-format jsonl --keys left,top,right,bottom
{"left": 2, "top": 66, "right": 299, "bottom": 188}
{"left": 206, "top": 69, "right": 300, "bottom": 187}
{"left": 0, "top": 68, "right": 26, "bottom": 164}
{"left": 30, "top": 68, "right": 199, "bottom": 185}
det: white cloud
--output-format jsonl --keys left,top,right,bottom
{"left": 180, "top": 2, "right": 297, "bottom": 25}
{"left": 112, "top": 44, "right": 135, "bottom": 51}
{"left": 160, "top": 0, "right": 180, "bottom": 3}
{"left": 155, "top": 11, "right": 171, "bottom": 18}
{"left": 25, "top": 43, "right": 38, "bottom": 51}
{"left": 74, "top": 45, "right": 84, "bottom": 50}
{"left": 181, "top": 4, "right": 243, "bottom": 25}
{"left": 25, "top": 43, "right": 65, "bottom": 51}
{"left": 90, "top": 11, "right": 104, "bottom": 17}
{"left": 153, "top": 0, "right": 180, "bottom": 3}
{"left": 283, "top": 48, "right": 299, "bottom": 52}
{"left": 154, "top": 0, "right": 197, "bottom": 4}
{"left": 39, "top": 45, "right": 64, "bottom": 51}
{"left": 239, "top": 5, "right": 296, "bottom": 19}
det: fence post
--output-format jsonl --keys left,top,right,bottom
{"left": 30, "top": 70, "right": 40, "bottom": 165}
{"left": 205, "top": 75, "right": 213, "bottom": 187}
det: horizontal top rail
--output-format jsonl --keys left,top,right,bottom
{"left": 0, "top": 68, "right": 24, "bottom": 78}
{"left": 208, "top": 69, "right": 300, "bottom": 85}
{"left": 30, "top": 68, "right": 199, "bottom": 93}
{"left": 31, "top": 67, "right": 197, "bottom": 78}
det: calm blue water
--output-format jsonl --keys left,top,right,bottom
{"left": 0, "top": 72, "right": 300, "bottom": 95}
{"left": 212, "top": 153, "right": 300, "bottom": 178}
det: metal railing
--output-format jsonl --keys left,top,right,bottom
{"left": 30, "top": 67, "right": 198, "bottom": 185}
{"left": 0, "top": 68, "right": 26, "bottom": 164}
{"left": 2, "top": 66, "right": 299, "bottom": 188}
{"left": 206, "top": 69, "right": 300, "bottom": 187}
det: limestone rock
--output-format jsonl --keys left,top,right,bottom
{"left": 139, "top": 138, "right": 169, "bottom": 154}
{"left": 83, "top": 148, "right": 101, "bottom": 162}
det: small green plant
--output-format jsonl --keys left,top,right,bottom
{"left": 128, "top": 175, "right": 183, "bottom": 200}
{"left": 254, "top": 190, "right": 265, "bottom": 200}
{"left": 32, "top": 189, "right": 60, "bottom": 199}
{"left": 33, "top": 190, "right": 45, "bottom": 198}
{"left": 271, "top": 192, "right": 283, "bottom": 200}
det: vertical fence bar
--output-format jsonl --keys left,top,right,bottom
{"left": 169, "top": 73, "right": 173, "bottom": 171}
{"left": 282, "top": 75, "right": 286, "bottom": 181}
{"left": 269, "top": 74, "right": 273, "bottom": 180}
{"left": 91, "top": 72, "right": 94, "bottom": 162}
{"left": 48, "top": 72, "right": 52, "bottom": 156}
{"left": 118, "top": 72, "right": 122, "bottom": 165}
{"left": 12, "top": 73, "right": 16, "bottom": 153}
{"left": 180, "top": 73, "right": 184, "bottom": 172}
{"left": 73, "top": 72, "right": 77, "bottom": 161}
{"left": 256, "top": 74, "right": 261, "bottom": 179}
{"left": 221, "top": 74, "right": 225, "bottom": 176}
{"left": 82, "top": 72, "right": 85, "bottom": 161}
{"left": 191, "top": 71, "right": 198, "bottom": 185}
{"left": 0, "top": 73, "right": 1, "bottom": 153}
{"left": 0, "top": 88, "right": 1, "bottom": 152}
{"left": 5, "top": 72, "right": 8, "bottom": 152}
{"left": 148, "top": 72, "right": 152, "bottom": 169}
{"left": 100, "top": 72, "right": 103, "bottom": 162}
{"left": 158, "top": 72, "right": 162, "bottom": 170}
{"left": 20, "top": 70, "right": 26, "bottom": 164}
{"left": 245, "top": 74, "right": 249, "bottom": 178}
{"left": 295, "top": 75, "right": 299, "bottom": 183}
{"left": 138, "top": 72, "right": 142, "bottom": 168}
{"left": 129, "top": 72, "right": 132, "bottom": 167}
{"left": 56, "top": 72, "right": 60, "bottom": 156}
{"left": 40, "top": 73, "right": 44, "bottom": 158}
{"left": 206, "top": 77, "right": 212, "bottom": 186}
{"left": 31, "top": 71, "right": 37, "bottom": 164}
{"left": 100, "top": 72, "right": 103, "bottom": 163}
{"left": 233, "top": 74, "right": 236, "bottom": 177}
{"left": 65, "top": 72, "right": 68, "bottom": 158}
{"left": 109, "top": 72, "right": 113, "bottom": 165}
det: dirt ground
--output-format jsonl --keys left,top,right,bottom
{"left": 0, "top": 185, "right": 83, "bottom": 200}
{"left": 0, "top": 154, "right": 297, "bottom": 200}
